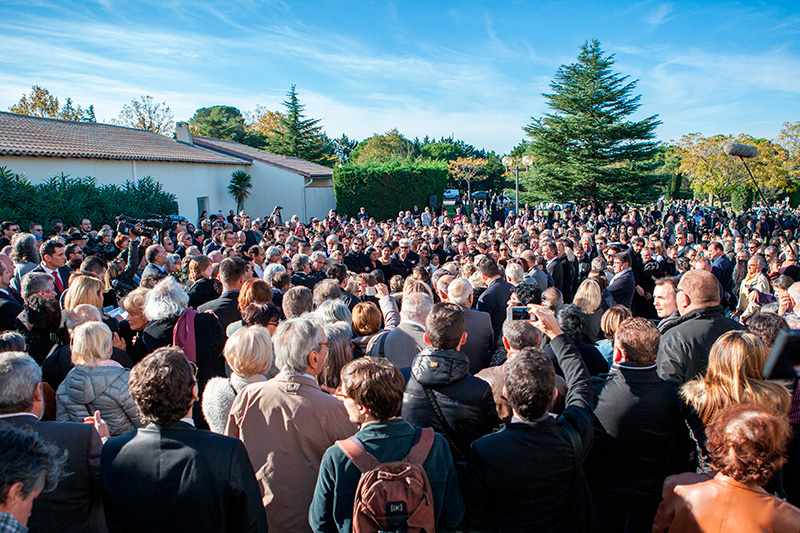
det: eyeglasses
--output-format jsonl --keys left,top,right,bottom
{"left": 188, "top": 361, "right": 198, "bottom": 379}
{"left": 318, "top": 342, "right": 332, "bottom": 349}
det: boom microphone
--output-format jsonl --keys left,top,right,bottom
{"left": 723, "top": 142, "right": 758, "bottom": 159}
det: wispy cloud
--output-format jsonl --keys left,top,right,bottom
{"left": 647, "top": 3, "right": 674, "bottom": 28}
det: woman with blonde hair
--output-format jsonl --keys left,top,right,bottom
{"left": 202, "top": 325, "right": 274, "bottom": 433}
{"left": 596, "top": 305, "right": 633, "bottom": 365}
{"left": 119, "top": 287, "right": 150, "bottom": 363}
{"left": 734, "top": 255, "right": 771, "bottom": 323}
{"left": 56, "top": 321, "right": 142, "bottom": 436}
{"left": 682, "top": 331, "right": 791, "bottom": 469}
{"left": 63, "top": 272, "right": 105, "bottom": 312}
{"left": 573, "top": 278, "right": 606, "bottom": 344}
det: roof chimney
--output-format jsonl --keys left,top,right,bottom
{"left": 175, "top": 122, "right": 193, "bottom": 145}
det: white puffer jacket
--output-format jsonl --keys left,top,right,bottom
{"left": 56, "top": 364, "right": 142, "bottom": 436}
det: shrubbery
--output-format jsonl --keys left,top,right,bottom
{"left": 0, "top": 166, "right": 178, "bottom": 230}
{"left": 333, "top": 160, "right": 448, "bottom": 220}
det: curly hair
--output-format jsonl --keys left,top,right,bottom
{"left": 706, "top": 404, "right": 791, "bottom": 486}
{"left": 513, "top": 281, "right": 543, "bottom": 306}
{"left": 129, "top": 347, "right": 194, "bottom": 426}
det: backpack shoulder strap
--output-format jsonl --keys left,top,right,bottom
{"left": 561, "top": 417, "right": 584, "bottom": 477}
{"left": 405, "top": 427, "right": 434, "bottom": 465}
{"left": 336, "top": 436, "right": 380, "bottom": 473}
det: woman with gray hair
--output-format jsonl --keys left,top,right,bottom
{"left": 141, "top": 277, "right": 225, "bottom": 429}
{"left": 734, "top": 254, "right": 770, "bottom": 323}
{"left": 312, "top": 299, "right": 352, "bottom": 325}
{"left": 316, "top": 321, "right": 353, "bottom": 394}
{"left": 10, "top": 232, "right": 40, "bottom": 292}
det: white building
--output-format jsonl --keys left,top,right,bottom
{"left": 0, "top": 112, "right": 335, "bottom": 223}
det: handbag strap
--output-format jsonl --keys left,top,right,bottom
{"left": 422, "top": 385, "right": 465, "bottom": 457}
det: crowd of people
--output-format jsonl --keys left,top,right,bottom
{"left": 2, "top": 197, "right": 800, "bottom": 532}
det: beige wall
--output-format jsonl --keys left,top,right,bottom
{"left": 0, "top": 155, "right": 247, "bottom": 224}
{"left": 246, "top": 160, "right": 335, "bottom": 222}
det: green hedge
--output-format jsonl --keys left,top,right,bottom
{"left": 0, "top": 166, "right": 178, "bottom": 230}
{"left": 333, "top": 160, "right": 448, "bottom": 220}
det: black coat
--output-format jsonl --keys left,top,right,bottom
{"left": 389, "top": 251, "right": 420, "bottom": 277}
{"left": 460, "top": 306, "right": 495, "bottom": 374}
{"left": 401, "top": 348, "right": 500, "bottom": 473}
{"left": 465, "top": 335, "right": 598, "bottom": 532}
{"left": 476, "top": 277, "right": 513, "bottom": 346}
{"left": 546, "top": 258, "right": 564, "bottom": 294}
{"left": 141, "top": 311, "right": 225, "bottom": 428}
{"left": 29, "top": 264, "right": 73, "bottom": 297}
{"left": 100, "top": 422, "right": 267, "bottom": 533}
{"left": 0, "top": 290, "right": 23, "bottom": 331}
{"left": 656, "top": 305, "right": 745, "bottom": 383}
{"left": 187, "top": 278, "right": 222, "bottom": 310}
{"left": 587, "top": 363, "right": 687, "bottom": 532}
{"left": 343, "top": 251, "right": 369, "bottom": 274}
{"left": 1, "top": 414, "right": 104, "bottom": 533}
{"left": 197, "top": 290, "right": 241, "bottom": 333}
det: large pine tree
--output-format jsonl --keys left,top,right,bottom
{"left": 268, "top": 85, "right": 332, "bottom": 165}
{"left": 522, "top": 39, "right": 662, "bottom": 204}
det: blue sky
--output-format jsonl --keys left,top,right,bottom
{"left": 1, "top": 1, "right": 798, "bottom": 154}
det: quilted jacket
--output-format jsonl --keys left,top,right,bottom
{"left": 56, "top": 365, "right": 142, "bottom": 437}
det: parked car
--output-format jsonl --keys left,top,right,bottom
{"left": 471, "top": 191, "right": 490, "bottom": 201}
{"left": 443, "top": 189, "right": 460, "bottom": 201}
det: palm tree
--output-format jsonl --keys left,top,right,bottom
{"left": 228, "top": 170, "right": 252, "bottom": 213}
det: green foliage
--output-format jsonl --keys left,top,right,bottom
{"left": 113, "top": 95, "right": 174, "bottom": 136}
{"left": 266, "top": 85, "right": 333, "bottom": 166}
{"left": 0, "top": 167, "right": 177, "bottom": 229}
{"left": 332, "top": 134, "right": 358, "bottom": 165}
{"left": 651, "top": 145, "right": 684, "bottom": 199}
{"left": 522, "top": 39, "right": 662, "bottom": 204}
{"left": 10, "top": 85, "right": 95, "bottom": 122}
{"left": 350, "top": 128, "right": 420, "bottom": 164}
{"left": 189, "top": 106, "right": 247, "bottom": 142}
{"left": 228, "top": 170, "right": 253, "bottom": 212}
{"left": 731, "top": 187, "right": 755, "bottom": 212}
{"left": 334, "top": 160, "right": 448, "bottom": 220}
{"left": 419, "top": 136, "right": 476, "bottom": 161}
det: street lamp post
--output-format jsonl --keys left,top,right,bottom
{"left": 501, "top": 155, "right": 533, "bottom": 214}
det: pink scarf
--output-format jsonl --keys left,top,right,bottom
{"left": 173, "top": 308, "right": 197, "bottom": 363}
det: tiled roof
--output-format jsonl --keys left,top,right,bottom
{"left": 192, "top": 136, "right": 333, "bottom": 178}
{"left": 0, "top": 112, "right": 250, "bottom": 165}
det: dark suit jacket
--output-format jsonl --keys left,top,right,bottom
{"left": 1, "top": 413, "right": 104, "bottom": 533}
{"left": 608, "top": 269, "right": 635, "bottom": 309}
{"left": 198, "top": 290, "right": 241, "bottom": 332}
{"left": 100, "top": 422, "right": 267, "bottom": 533}
{"left": 141, "top": 262, "right": 167, "bottom": 280}
{"left": 0, "top": 290, "right": 23, "bottom": 331}
{"left": 546, "top": 258, "right": 564, "bottom": 293}
{"left": 466, "top": 335, "right": 598, "bottom": 532}
{"left": 29, "top": 264, "right": 73, "bottom": 297}
{"left": 460, "top": 306, "right": 494, "bottom": 374}
{"left": 476, "top": 277, "right": 513, "bottom": 346}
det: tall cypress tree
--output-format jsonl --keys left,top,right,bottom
{"left": 269, "top": 85, "right": 332, "bottom": 165}
{"left": 522, "top": 39, "right": 662, "bottom": 204}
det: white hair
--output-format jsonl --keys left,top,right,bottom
{"left": 143, "top": 277, "right": 189, "bottom": 322}
{"left": 448, "top": 278, "right": 474, "bottom": 306}
{"left": 505, "top": 263, "right": 524, "bottom": 284}
{"left": 314, "top": 299, "right": 352, "bottom": 325}
{"left": 264, "top": 263, "right": 286, "bottom": 282}
{"left": 272, "top": 318, "right": 325, "bottom": 373}
{"left": 401, "top": 292, "right": 433, "bottom": 323}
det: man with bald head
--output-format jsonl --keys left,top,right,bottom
{"left": 656, "top": 269, "right": 744, "bottom": 383}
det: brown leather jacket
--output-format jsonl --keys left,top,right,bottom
{"left": 654, "top": 472, "right": 800, "bottom": 532}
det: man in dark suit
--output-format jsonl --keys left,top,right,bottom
{"left": 289, "top": 253, "right": 316, "bottom": 289}
{"left": 29, "top": 239, "right": 71, "bottom": 299}
{"left": 543, "top": 242, "right": 564, "bottom": 294}
{"left": 0, "top": 260, "right": 23, "bottom": 331}
{"left": 326, "top": 264, "right": 359, "bottom": 311}
{"left": 476, "top": 256, "right": 513, "bottom": 347}
{"left": 466, "top": 307, "right": 598, "bottom": 532}
{"left": 342, "top": 236, "right": 369, "bottom": 274}
{"left": 587, "top": 318, "right": 686, "bottom": 533}
{"left": 141, "top": 244, "right": 168, "bottom": 281}
{"left": 608, "top": 252, "right": 635, "bottom": 309}
{"left": 100, "top": 347, "right": 267, "bottom": 532}
{"left": 389, "top": 238, "right": 420, "bottom": 277}
{"left": 708, "top": 241, "right": 733, "bottom": 295}
{"left": 198, "top": 257, "right": 246, "bottom": 332}
{"left": 0, "top": 352, "right": 105, "bottom": 533}
{"left": 448, "top": 278, "right": 494, "bottom": 374}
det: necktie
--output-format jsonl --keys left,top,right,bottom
{"left": 53, "top": 272, "right": 64, "bottom": 293}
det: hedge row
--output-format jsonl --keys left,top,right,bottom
{"left": 0, "top": 166, "right": 178, "bottom": 230}
{"left": 333, "top": 160, "right": 448, "bottom": 220}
